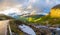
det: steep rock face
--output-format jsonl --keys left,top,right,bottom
{"left": 50, "top": 4, "right": 60, "bottom": 18}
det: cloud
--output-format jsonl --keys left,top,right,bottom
{"left": 0, "top": 0, "right": 60, "bottom": 15}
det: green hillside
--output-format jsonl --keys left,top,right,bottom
{"left": 18, "top": 15, "right": 44, "bottom": 23}
{"left": 18, "top": 15, "right": 60, "bottom": 25}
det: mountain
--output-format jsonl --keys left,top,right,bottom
{"left": 19, "top": 15, "right": 45, "bottom": 23}
{"left": 8, "top": 14, "right": 45, "bottom": 23}
{"left": 25, "top": 15, "right": 44, "bottom": 19}
{"left": 8, "top": 13, "right": 20, "bottom": 19}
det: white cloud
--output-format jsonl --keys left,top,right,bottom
{"left": 0, "top": 6, "right": 22, "bottom": 15}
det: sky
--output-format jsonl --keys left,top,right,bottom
{"left": 0, "top": 0, "right": 60, "bottom": 15}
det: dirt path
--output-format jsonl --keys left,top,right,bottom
{"left": 0, "top": 20, "right": 9, "bottom": 35}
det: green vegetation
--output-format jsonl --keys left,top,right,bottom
{"left": 9, "top": 19, "right": 26, "bottom": 35}
{"left": 18, "top": 15, "right": 60, "bottom": 25}
{"left": 0, "top": 14, "right": 26, "bottom": 35}
{"left": 0, "top": 14, "right": 14, "bottom": 20}
{"left": 18, "top": 15, "right": 44, "bottom": 23}
{"left": 1, "top": 14, "right": 60, "bottom": 35}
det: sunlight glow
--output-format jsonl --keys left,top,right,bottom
{"left": 46, "top": 0, "right": 50, "bottom": 4}
{"left": 29, "top": 0, "right": 36, "bottom": 3}
{"left": 15, "top": 4, "right": 23, "bottom": 8}
{"left": 30, "top": 10, "right": 36, "bottom": 15}
{"left": 31, "top": 0, "right": 36, "bottom": 3}
{"left": 27, "top": 5, "right": 32, "bottom": 9}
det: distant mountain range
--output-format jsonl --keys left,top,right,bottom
{"left": 8, "top": 12, "right": 44, "bottom": 18}
{"left": 8, "top": 13, "right": 45, "bottom": 22}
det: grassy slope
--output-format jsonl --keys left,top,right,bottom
{"left": 18, "top": 15, "right": 60, "bottom": 25}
